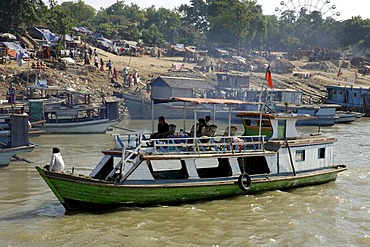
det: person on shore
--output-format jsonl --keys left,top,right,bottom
{"left": 7, "top": 83, "right": 16, "bottom": 104}
{"left": 123, "top": 67, "right": 129, "bottom": 86}
{"left": 112, "top": 67, "right": 118, "bottom": 81}
{"left": 107, "top": 60, "right": 113, "bottom": 75}
{"left": 133, "top": 69, "right": 139, "bottom": 84}
{"left": 94, "top": 55, "right": 99, "bottom": 68}
{"left": 99, "top": 58, "right": 105, "bottom": 71}
{"left": 150, "top": 116, "right": 169, "bottom": 139}
{"left": 44, "top": 147, "right": 65, "bottom": 172}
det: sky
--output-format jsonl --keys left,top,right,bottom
{"left": 56, "top": 0, "right": 369, "bottom": 21}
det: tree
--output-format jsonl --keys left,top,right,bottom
{"left": 178, "top": 0, "right": 209, "bottom": 32}
{"left": 94, "top": 1, "right": 144, "bottom": 40}
{"left": 208, "top": 0, "right": 259, "bottom": 55}
{"left": 0, "top": 0, "right": 47, "bottom": 32}
{"left": 59, "top": 0, "right": 96, "bottom": 28}
{"left": 47, "top": 5, "right": 74, "bottom": 49}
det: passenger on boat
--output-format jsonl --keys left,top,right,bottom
{"left": 44, "top": 147, "right": 65, "bottom": 172}
{"left": 205, "top": 115, "right": 211, "bottom": 126}
{"left": 150, "top": 116, "right": 169, "bottom": 139}
{"left": 197, "top": 118, "right": 206, "bottom": 136}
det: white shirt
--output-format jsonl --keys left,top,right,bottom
{"left": 49, "top": 153, "right": 65, "bottom": 172}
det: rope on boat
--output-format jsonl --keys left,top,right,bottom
{"left": 110, "top": 125, "right": 137, "bottom": 132}
{"left": 12, "top": 155, "right": 33, "bottom": 163}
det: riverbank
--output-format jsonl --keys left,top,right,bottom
{"left": 1, "top": 47, "right": 369, "bottom": 105}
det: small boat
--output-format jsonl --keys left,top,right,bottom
{"left": 324, "top": 85, "right": 370, "bottom": 116}
{"left": 29, "top": 93, "right": 122, "bottom": 134}
{"left": 0, "top": 115, "right": 36, "bottom": 167}
{"left": 36, "top": 97, "right": 346, "bottom": 212}
{"left": 334, "top": 111, "right": 357, "bottom": 124}
{"left": 274, "top": 103, "right": 339, "bottom": 126}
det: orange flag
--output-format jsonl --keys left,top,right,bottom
{"left": 265, "top": 65, "right": 273, "bottom": 89}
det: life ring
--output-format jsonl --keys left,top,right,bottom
{"left": 238, "top": 173, "right": 252, "bottom": 191}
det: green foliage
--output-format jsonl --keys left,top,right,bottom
{"left": 0, "top": 0, "right": 47, "bottom": 32}
{"left": 48, "top": 5, "right": 74, "bottom": 36}
{"left": 3, "top": 0, "right": 370, "bottom": 55}
{"left": 178, "top": 0, "right": 209, "bottom": 32}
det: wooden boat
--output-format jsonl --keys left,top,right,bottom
{"left": 324, "top": 85, "right": 370, "bottom": 116}
{"left": 274, "top": 103, "right": 339, "bottom": 126}
{"left": 28, "top": 92, "right": 122, "bottom": 134}
{"left": 0, "top": 115, "right": 36, "bottom": 167}
{"left": 36, "top": 97, "right": 346, "bottom": 212}
{"left": 334, "top": 111, "right": 357, "bottom": 123}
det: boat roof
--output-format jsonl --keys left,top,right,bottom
{"left": 236, "top": 111, "right": 316, "bottom": 120}
{"left": 274, "top": 103, "right": 341, "bottom": 109}
{"left": 326, "top": 85, "right": 370, "bottom": 90}
{"left": 173, "top": 97, "right": 256, "bottom": 105}
{"left": 27, "top": 86, "right": 93, "bottom": 96}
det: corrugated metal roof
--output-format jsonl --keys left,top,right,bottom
{"left": 152, "top": 76, "right": 215, "bottom": 90}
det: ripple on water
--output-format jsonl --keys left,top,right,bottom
{"left": 1, "top": 121, "right": 370, "bottom": 246}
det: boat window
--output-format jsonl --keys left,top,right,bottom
{"left": 277, "top": 120, "right": 286, "bottom": 139}
{"left": 295, "top": 150, "right": 305, "bottom": 162}
{"left": 238, "top": 156, "right": 270, "bottom": 175}
{"left": 243, "top": 119, "right": 251, "bottom": 126}
{"left": 150, "top": 160, "right": 182, "bottom": 170}
{"left": 261, "top": 120, "right": 271, "bottom": 127}
{"left": 148, "top": 160, "right": 188, "bottom": 179}
{"left": 318, "top": 148, "right": 325, "bottom": 159}
{"left": 195, "top": 158, "right": 232, "bottom": 178}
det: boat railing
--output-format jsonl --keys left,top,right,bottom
{"left": 151, "top": 135, "right": 266, "bottom": 154}
{"left": 113, "top": 130, "right": 150, "bottom": 150}
{"left": 113, "top": 132, "right": 266, "bottom": 154}
{"left": 105, "top": 142, "right": 143, "bottom": 181}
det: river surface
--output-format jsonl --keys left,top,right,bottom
{"left": 0, "top": 118, "right": 369, "bottom": 246}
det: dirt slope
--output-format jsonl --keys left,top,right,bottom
{"left": 1, "top": 47, "right": 369, "bottom": 105}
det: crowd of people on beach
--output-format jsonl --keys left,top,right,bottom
{"left": 66, "top": 43, "right": 144, "bottom": 88}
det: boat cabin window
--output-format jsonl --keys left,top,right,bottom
{"left": 241, "top": 118, "right": 273, "bottom": 138}
{"left": 261, "top": 120, "right": 270, "bottom": 127}
{"left": 295, "top": 150, "right": 305, "bottom": 162}
{"left": 147, "top": 160, "right": 188, "bottom": 179}
{"left": 238, "top": 156, "right": 270, "bottom": 175}
{"left": 318, "top": 148, "right": 325, "bottom": 159}
{"left": 277, "top": 120, "right": 287, "bottom": 139}
{"left": 195, "top": 158, "right": 232, "bottom": 178}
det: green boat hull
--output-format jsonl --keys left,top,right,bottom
{"left": 36, "top": 166, "right": 346, "bottom": 212}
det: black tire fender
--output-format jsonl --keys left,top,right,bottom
{"left": 238, "top": 173, "right": 252, "bottom": 191}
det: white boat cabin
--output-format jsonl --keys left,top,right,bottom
{"left": 91, "top": 106, "right": 337, "bottom": 184}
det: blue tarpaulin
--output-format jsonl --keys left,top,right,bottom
{"left": 34, "top": 27, "right": 59, "bottom": 43}
{"left": 2, "top": 42, "right": 28, "bottom": 58}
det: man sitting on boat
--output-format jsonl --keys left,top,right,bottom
{"left": 44, "top": 147, "right": 65, "bottom": 172}
{"left": 150, "top": 116, "right": 169, "bottom": 139}
{"left": 196, "top": 118, "right": 206, "bottom": 137}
